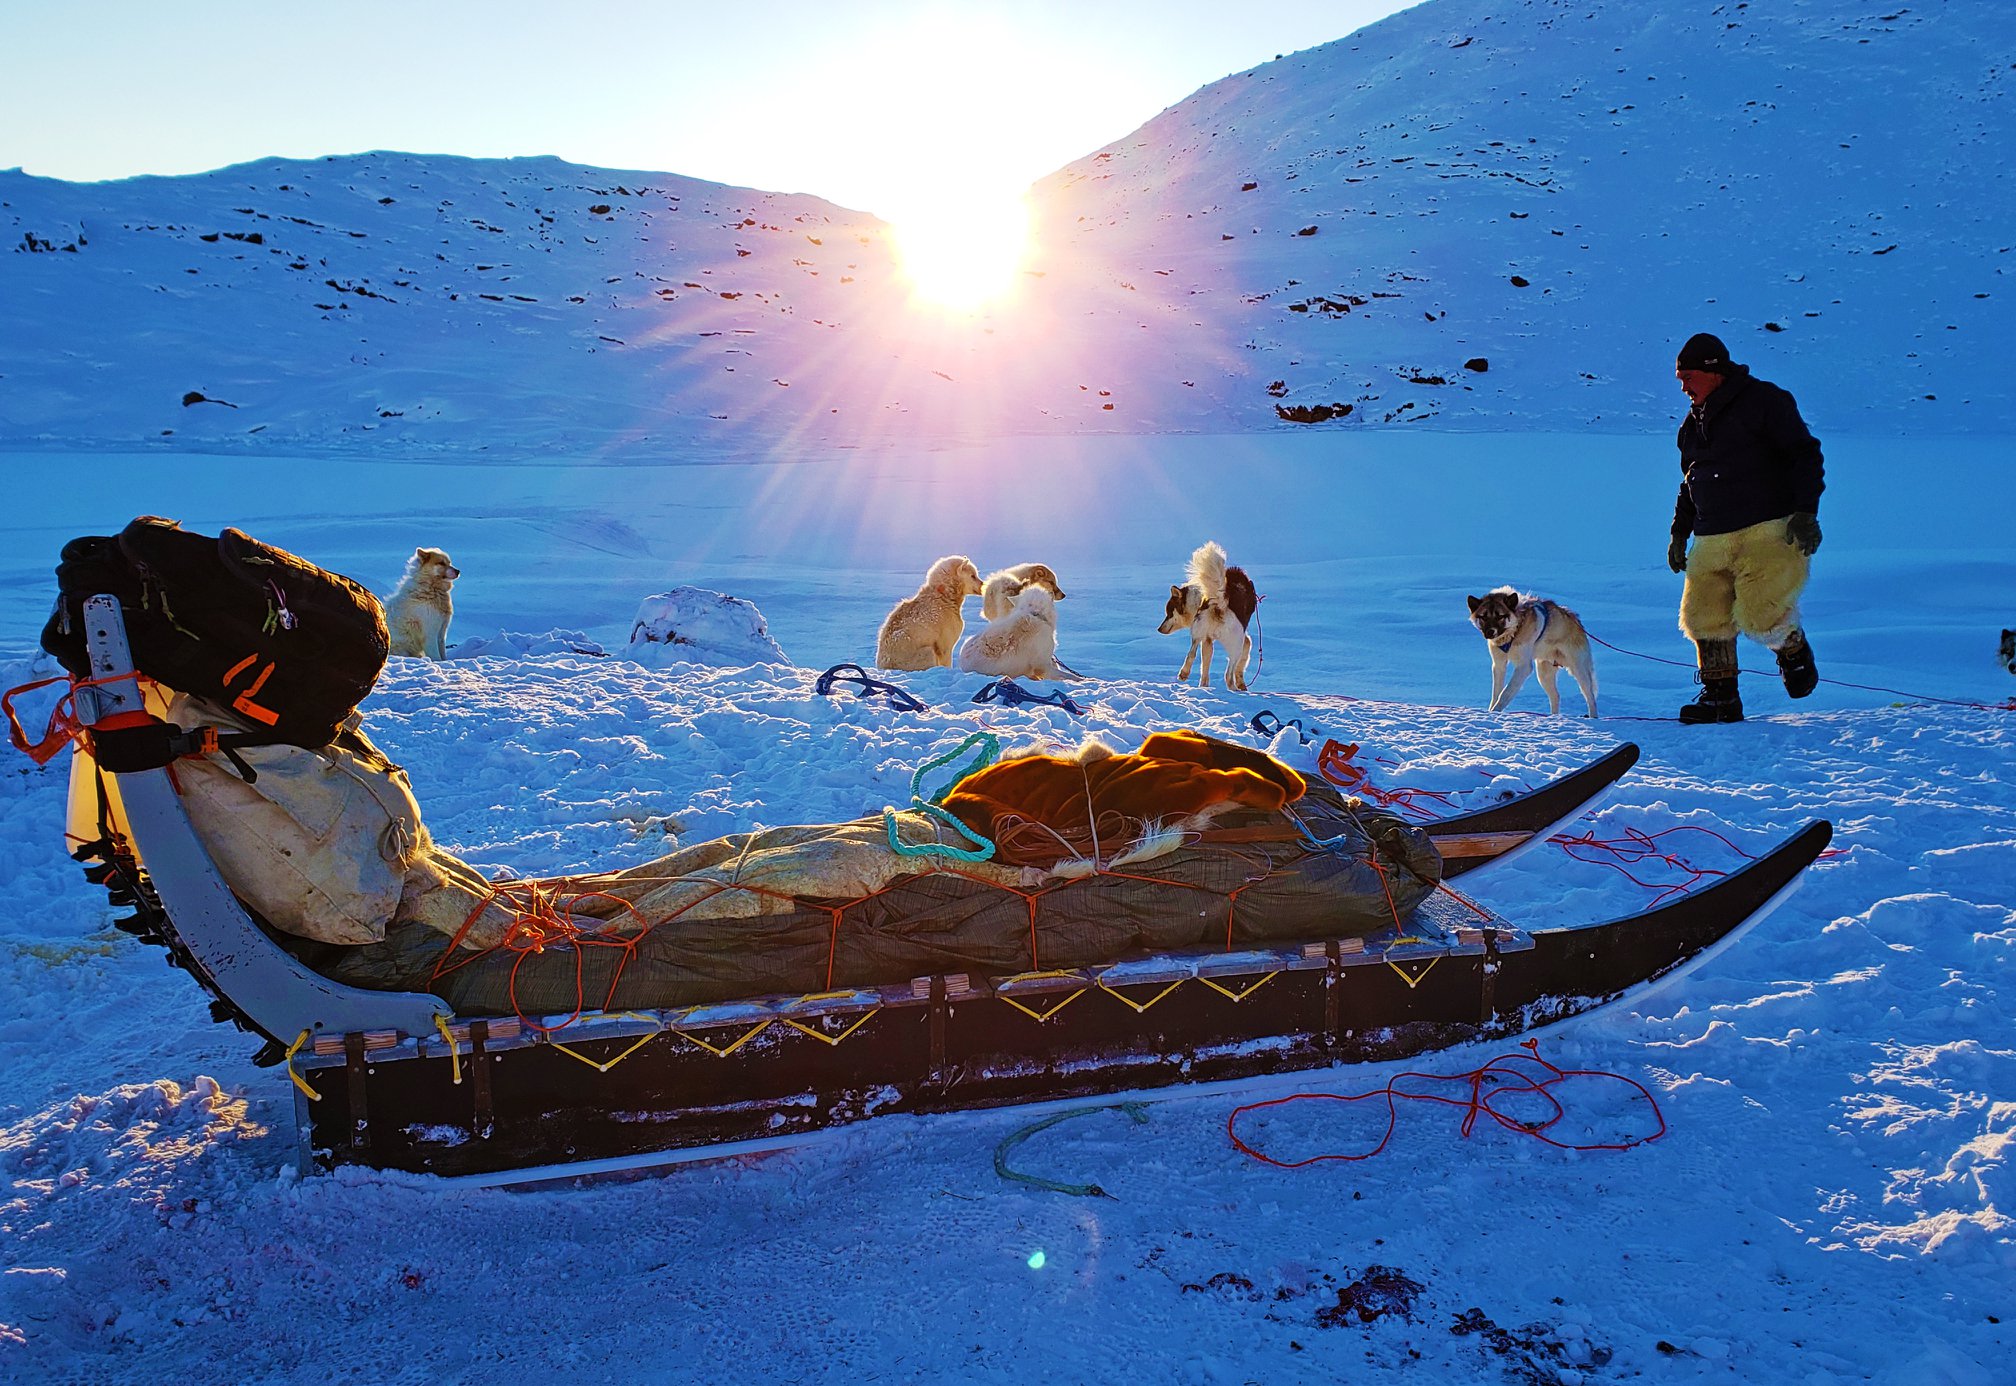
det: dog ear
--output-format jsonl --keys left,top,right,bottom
{"left": 1466, "top": 594, "right": 1482, "bottom": 612}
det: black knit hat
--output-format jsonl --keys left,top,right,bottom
{"left": 1676, "top": 332, "right": 1736, "bottom": 373}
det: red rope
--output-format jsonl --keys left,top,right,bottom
{"left": 1227, "top": 1039, "right": 1666, "bottom": 1166}
{"left": 1320, "top": 740, "right": 1841, "bottom": 902}
{"left": 4, "top": 676, "right": 79, "bottom": 764}
{"left": 2, "top": 673, "right": 145, "bottom": 765}
{"left": 1315, "top": 740, "right": 1458, "bottom": 820}
{"left": 1548, "top": 823, "right": 1842, "bottom": 905}
{"left": 430, "top": 881, "right": 652, "bottom": 1033}
{"left": 1548, "top": 825, "right": 1733, "bottom": 904}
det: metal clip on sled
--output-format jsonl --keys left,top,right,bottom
{"left": 76, "top": 594, "right": 451, "bottom": 1049}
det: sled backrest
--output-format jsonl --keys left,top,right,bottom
{"left": 76, "top": 594, "right": 449, "bottom": 1046}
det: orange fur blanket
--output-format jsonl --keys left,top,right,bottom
{"left": 940, "top": 731, "right": 1307, "bottom": 869}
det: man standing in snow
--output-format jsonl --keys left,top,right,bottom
{"left": 1666, "top": 332, "right": 1825, "bottom": 724}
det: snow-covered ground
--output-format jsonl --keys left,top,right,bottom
{"left": 1, "top": 433, "right": 2011, "bottom": 1384}
{"left": 4, "top": 0, "right": 2013, "bottom": 1378}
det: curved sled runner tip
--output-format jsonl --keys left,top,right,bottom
{"left": 1428, "top": 741, "right": 1640, "bottom": 878}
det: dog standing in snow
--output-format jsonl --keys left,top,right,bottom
{"left": 1158, "top": 541, "right": 1257, "bottom": 691}
{"left": 875, "top": 555, "right": 984, "bottom": 670}
{"left": 1466, "top": 586, "right": 1600, "bottom": 716}
{"left": 2000, "top": 629, "right": 2015, "bottom": 675}
{"left": 981, "top": 562, "right": 1068, "bottom": 621}
{"left": 384, "top": 546, "right": 460, "bottom": 660}
{"left": 958, "top": 585, "right": 1063, "bottom": 680}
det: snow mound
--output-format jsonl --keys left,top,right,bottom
{"left": 0, "top": 1077, "right": 261, "bottom": 1206}
{"left": 445, "top": 629, "right": 608, "bottom": 660}
{"left": 624, "top": 587, "right": 790, "bottom": 667}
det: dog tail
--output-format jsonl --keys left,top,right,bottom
{"left": 1186, "top": 541, "right": 1228, "bottom": 602}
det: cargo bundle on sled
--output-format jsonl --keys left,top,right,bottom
{"left": 30, "top": 527, "right": 1832, "bottom": 1183}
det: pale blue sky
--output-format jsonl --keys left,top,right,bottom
{"left": 2, "top": 0, "right": 1413, "bottom": 218}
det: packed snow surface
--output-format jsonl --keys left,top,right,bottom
{"left": 2, "top": 0, "right": 2013, "bottom": 1380}
{"left": 1, "top": 433, "right": 2010, "bottom": 1384}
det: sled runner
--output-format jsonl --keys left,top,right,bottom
{"left": 1426, "top": 741, "right": 1637, "bottom": 877}
{"left": 59, "top": 597, "right": 1825, "bottom": 1181}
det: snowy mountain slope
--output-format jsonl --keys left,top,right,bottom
{"left": 1029, "top": 0, "right": 2013, "bottom": 435}
{"left": 2, "top": 0, "right": 2008, "bottom": 456}
{"left": 0, "top": 154, "right": 914, "bottom": 454}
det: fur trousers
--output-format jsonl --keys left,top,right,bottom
{"left": 1678, "top": 516, "right": 1810, "bottom": 648}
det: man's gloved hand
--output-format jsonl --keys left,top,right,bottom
{"left": 1785, "top": 512, "right": 1822, "bottom": 556}
{"left": 1667, "top": 533, "right": 1689, "bottom": 574}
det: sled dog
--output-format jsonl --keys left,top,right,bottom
{"left": 875, "top": 555, "right": 984, "bottom": 670}
{"left": 1466, "top": 586, "right": 1599, "bottom": 716}
{"left": 385, "top": 546, "right": 460, "bottom": 660}
{"left": 958, "top": 584, "right": 1062, "bottom": 680}
{"left": 1158, "top": 541, "right": 1257, "bottom": 691}
{"left": 981, "top": 562, "right": 1068, "bottom": 622}
{"left": 2000, "top": 629, "right": 2015, "bottom": 676}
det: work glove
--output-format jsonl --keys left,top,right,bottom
{"left": 1667, "top": 533, "right": 1689, "bottom": 574}
{"left": 1785, "top": 512, "right": 1822, "bottom": 556}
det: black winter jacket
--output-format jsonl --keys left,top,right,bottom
{"left": 1671, "top": 365, "right": 1825, "bottom": 538}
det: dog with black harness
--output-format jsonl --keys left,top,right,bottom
{"left": 1466, "top": 586, "right": 1600, "bottom": 717}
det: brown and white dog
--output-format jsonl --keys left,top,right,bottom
{"left": 981, "top": 562, "right": 1068, "bottom": 622}
{"left": 385, "top": 546, "right": 460, "bottom": 659}
{"left": 1157, "top": 541, "right": 1257, "bottom": 691}
{"left": 958, "top": 585, "right": 1063, "bottom": 680}
{"left": 1466, "top": 586, "right": 1599, "bottom": 716}
{"left": 875, "top": 555, "right": 984, "bottom": 670}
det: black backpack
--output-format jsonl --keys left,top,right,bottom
{"left": 41, "top": 516, "right": 390, "bottom": 751}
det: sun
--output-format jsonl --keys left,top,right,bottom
{"left": 891, "top": 192, "right": 1032, "bottom": 312}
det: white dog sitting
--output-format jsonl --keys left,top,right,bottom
{"left": 384, "top": 546, "right": 460, "bottom": 659}
{"left": 958, "top": 585, "right": 1062, "bottom": 680}
{"left": 980, "top": 562, "right": 1068, "bottom": 621}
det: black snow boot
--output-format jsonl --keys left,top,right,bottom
{"left": 1679, "top": 638, "right": 1744, "bottom": 724}
{"left": 1679, "top": 676, "right": 1745, "bottom": 723}
{"left": 1776, "top": 629, "right": 1819, "bottom": 699}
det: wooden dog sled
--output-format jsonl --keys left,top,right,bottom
{"left": 59, "top": 596, "right": 1828, "bottom": 1182}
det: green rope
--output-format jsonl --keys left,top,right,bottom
{"left": 884, "top": 801, "right": 996, "bottom": 862}
{"left": 993, "top": 1102, "right": 1151, "bottom": 1198}
{"left": 883, "top": 732, "right": 1002, "bottom": 862}
{"left": 911, "top": 731, "right": 999, "bottom": 804}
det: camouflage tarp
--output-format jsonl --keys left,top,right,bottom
{"left": 294, "top": 776, "right": 1441, "bottom": 1017}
